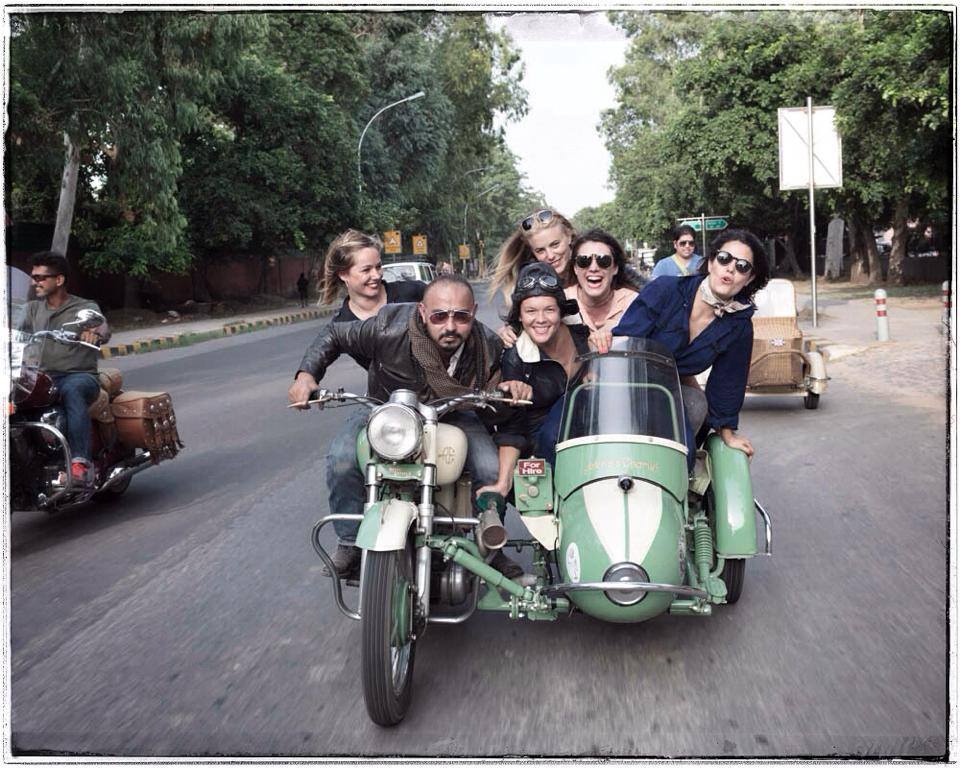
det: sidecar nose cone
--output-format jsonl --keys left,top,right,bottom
{"left": 603, "top": 562, "right": 649, "bottom": 606}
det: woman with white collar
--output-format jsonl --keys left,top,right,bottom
{"left": 499, "top": 262, "right": 593, "bottom": 465}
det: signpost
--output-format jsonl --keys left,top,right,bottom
{"left": 778, "top": 100, "right": 843, "bottom": 327}
{"left": 412, "top": 234, "right": 428, "bottom": 256}
{"left": 677, "top": 214, "right": 729, "bottom": 262}
{"left": 383, "top": 230, "right": 402, "bottom": 255}
{"left": 458, "top": 244, "right": 470, "bottom": 260}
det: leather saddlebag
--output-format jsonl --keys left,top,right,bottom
{"left": 111, "top": 391, "right": 183, "bottom": 461}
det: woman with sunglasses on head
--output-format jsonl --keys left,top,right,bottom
{"left": 562, "top": 229, "right": 639, "bottom": 335}
{"left": 499, "top": 261, "right": 612, "bottom": 466}
{"left": 606, "top": 229, "right": 769, "bottom": 461}
{"left": 491, "top": 209, "right": 645, "bottom": 346}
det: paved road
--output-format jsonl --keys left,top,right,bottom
{"left": 9, "top": 304, "right": 948, "bottom": 758}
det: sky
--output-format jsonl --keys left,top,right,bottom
{"left": 488, "top": 12, "right": 629, "bottom": 218}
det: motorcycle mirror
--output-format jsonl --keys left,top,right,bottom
{"left": 62, "top": 308, "right": 106, "bottom": 331}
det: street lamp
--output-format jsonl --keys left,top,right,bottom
{"left": 357, "top": 89, "right": 426, "bottom": 199}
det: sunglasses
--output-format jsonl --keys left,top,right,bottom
{"left": 517, "top": 272, "right": 560, "bottom": 291}
{"left": 427, "top": 308, "right": 474, "bottom": 325}
{"left": 520, "top": 209, "right": 554, "bottom": 231}
{"left": 30, "top": 273, "right": 60, "bottom": 282}
{"left": 574, "top": 253, "right": 614, "bottom": 270}
{"left": 677, "top": 239, "right": 696, "bottom": 247}
{"left": 712, "top": 250, "right": 754, "bottom": 274}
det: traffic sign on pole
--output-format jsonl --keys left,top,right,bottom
{"left": 412, "top": 234, "right": 428, "bottom": 255}
{"left": 679, "top": 217, "right": 728, "bottom": 232}
{"left": 383, "top": 230, "right": 402, "bottom": 254}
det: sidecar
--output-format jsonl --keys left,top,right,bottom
{"left": 746, "top": 278, "right": 828, "bottom": 409}
{"left": 515, "top": 337, "right": 772, "bottom": 622}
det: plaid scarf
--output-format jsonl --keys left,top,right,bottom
{"left": 407, "top": 311, "right": 499, "bottom": 400}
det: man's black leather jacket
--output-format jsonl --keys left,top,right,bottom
{"left": 296, "top": 303, "right": 526, "bottom": 449}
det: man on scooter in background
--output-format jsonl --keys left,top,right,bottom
{"left": 18, "top": 251, "right": 111, "bottom": 487}
{"left": 289, "top": 274, "right": 532, "bottom": 579}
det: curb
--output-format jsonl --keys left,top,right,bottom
{"left": 100, "top": 307, "right": 335, "bottom": 359}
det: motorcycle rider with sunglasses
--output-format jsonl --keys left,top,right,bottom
{"left": 290, "top": 273, "right": 533, "bottom": 579}
{"left": 652, "top": 224, "right": 704, "bottom": 279}
{"left": 599, "top": 229, "right": 770, "bottom": 464}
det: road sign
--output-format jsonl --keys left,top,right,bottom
{"left": 383, "top": 230, "right": 402, "bottom": 254}
{"left": 778, "top": 106, "right": 842, "bottom": 190}
{"left": 412, "top": 234, "right": 428, "bottom": 255}
{"left": 458, "top": 244, "right": 470, "bottom": 260}
{"left": 680, "top": 217, "right": 728, "bottom": 232}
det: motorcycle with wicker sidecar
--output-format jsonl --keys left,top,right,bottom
{"left": 308, "top": 337, "right": 772, "bottom": 726}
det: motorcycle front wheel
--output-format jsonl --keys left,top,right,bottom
{"left": 361, "top": 543, "right": 417, "bottom": 726}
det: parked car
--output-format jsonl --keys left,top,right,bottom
{"left": 381, "top": 261, "right": 436, "bottom": 284}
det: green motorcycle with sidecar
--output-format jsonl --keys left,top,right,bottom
{"left": 309, "top": 336, "right": 772, "bottom": 726}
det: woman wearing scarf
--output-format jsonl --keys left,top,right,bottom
{"left": 608, "top": 229, "right": 770, "bottom": 464}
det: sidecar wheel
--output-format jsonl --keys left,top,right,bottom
{"left": 361, "top": 544, "right": 417, "bottom": 726}
{"left": 803, "top": 392, "right": 820, "bottom": 410}
{"left": 721, "top": 558, "right": 745, "bottom": 604}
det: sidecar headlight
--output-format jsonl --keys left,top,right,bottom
{"left": 367, "top": 403, "right": 422, "bottom": 462}
{"left": 603, "top": 562, "right": 649, "bottom": 606}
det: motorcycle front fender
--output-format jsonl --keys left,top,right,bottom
{"left": 355, "top": 499, "right": 418, "bottom": 552}
{"left": 706, "top": 434, "right": 758, "bottom": 557}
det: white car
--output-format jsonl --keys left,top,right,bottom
{"left": 381, "top": 261, "right": 436, "bottom": 284}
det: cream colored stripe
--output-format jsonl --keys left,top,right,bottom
{"left": 627, "top": 481, "right": 663, "bottom": 562}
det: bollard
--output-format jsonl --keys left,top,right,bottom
{"left": 874, "top": 288, "right": 890, "bottom": 342}
{"left": 941, "top": 281, "right": 951, "bottom": 335}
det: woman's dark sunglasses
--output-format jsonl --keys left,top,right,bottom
{"left": 712, "top": 250, "right": 754, "bottom": 275}
{"left": 520, "top": 209, "right": 555, "bottom": 231}
{"left": 574, "top": 253, "right": 614, "bottom": 270}
{"left": 427, "top": 308, "right": 474, "bottom": 325}
{"left": 517, "top": 272, "right": 560, "bottom": 290}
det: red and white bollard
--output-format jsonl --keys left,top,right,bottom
{"left": 874, "top": 289, "right": 889, "bottom": 342}
{"left": 941, "top": 281, "right": 951, "bottom": 335}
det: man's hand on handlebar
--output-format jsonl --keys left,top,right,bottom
{"left": 79, "top": 330, "right": 101, "bottom": 346}
{"left": 288, "top": 371, "right": 319, "bottom": 410}
{"left": 497, "top": 380, "right": 532, "bottom": 404}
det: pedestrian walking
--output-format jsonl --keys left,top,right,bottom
{"left": 296, "top": 272, "right": 309, "bottom": 307}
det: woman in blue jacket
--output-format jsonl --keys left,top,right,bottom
{"left": 610, "top": 229, "right": 770, "bottom": 462}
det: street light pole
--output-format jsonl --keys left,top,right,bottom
{"left": 357, "top": 90, "right": 426, "bottom": 199}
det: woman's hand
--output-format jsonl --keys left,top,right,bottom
{"left": 588, "top": 329, "right": 613, "bottom": 354}
{"left": 475, "top": 482, "right": 511, "bottom": 499}
{"left": 497, "top": 324, "right": 518, "bottom": 348}
{"left": 720, "top": 428, "right": 754, "bottom": 457}
{"left": 497, "top": 380, "right": 532, "bottom": 403}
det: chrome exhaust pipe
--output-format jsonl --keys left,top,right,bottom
{"left": 477, "top": 509, "right": 507, "bottom": 550}
{"left": 98, "top": 452, "right": 153, "bottom": 492}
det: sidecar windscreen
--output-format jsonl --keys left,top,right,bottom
{"left": 559, "top": 337, "right": 686, "bottom": 447}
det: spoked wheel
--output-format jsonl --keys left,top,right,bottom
{"left": 721, "top": 558, "right": 745, "bottom": 604}
{"left": 361, "top": 542, "right": 417, "bottom": 726}
{"left": 803, "top": 391, "right": 820, "bottom": 410}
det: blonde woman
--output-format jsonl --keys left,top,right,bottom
{"left": 291, "top": 228, "right": 425, "bottom": 577}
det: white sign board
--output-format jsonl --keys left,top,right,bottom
{"left": 778, "top": 106, "right": 843, "bottom": 190}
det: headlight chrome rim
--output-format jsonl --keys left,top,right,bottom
{"left": 367, "top": 403, "right": 423, "bottom": 462}
{"left": 603, "top": 562, "right": 650, "bottom": 606}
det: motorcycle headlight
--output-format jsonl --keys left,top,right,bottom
{"left": 603, "top": 562, "right": 649, "bottom": 606}
{"left": 366, "top": 403, "right": 422, "bottom": 462}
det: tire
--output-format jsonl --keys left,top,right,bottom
{"left": 804, "top": 392, "right": 820, "bottom": 410}
{"left": 361, "top": 544, "right": 417, "bottom": 726}
{"left": 721, "top": 558, "right": 745, "bottom": 604}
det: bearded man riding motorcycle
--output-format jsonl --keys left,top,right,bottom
{"left": 288, "top": 273, "right": 532, "bottom": 579}
{"left": 18, "top": 251, "right": 111, "bottom": 487}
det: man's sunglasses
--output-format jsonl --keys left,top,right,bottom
{"left": 520, "top": 209, "right": 554, "bottom": 231}
{"left": 427, "top": 308, "right": 474, "bottom": 325}
{"left": 30, "top": 273, "right": 60, "bottom": 282}
{"left": 574, "top": 253, "right": 614, "bottom": 270}
{"left": 517, "top": 272, "right": 560, "bottom": 291}
{"left": 712, "top": 250, "right": 754, "bottom": 275}
{"left": 677, "top": 239, "right": 696, "bottom": 247}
